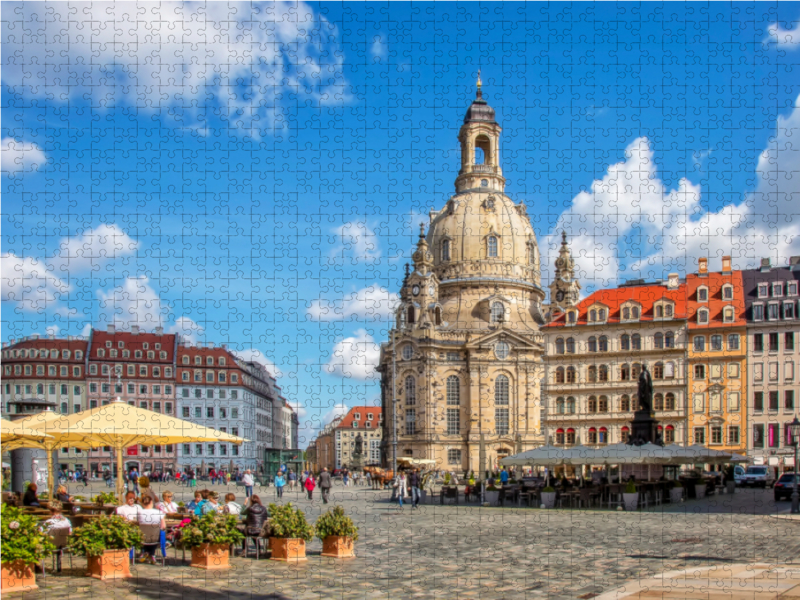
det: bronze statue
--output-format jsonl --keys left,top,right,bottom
{"left": 354, "top": 433, "right": 363, "bottom": 457}
{"left": 637, "top": 364, "right": 654, "bottom": 413}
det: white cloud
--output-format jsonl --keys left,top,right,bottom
{"left": 1, "top": 253, "right": 69, "bottom": 311}
{"left": 321, "top": 403, "right": 350, "bottom": 427}
{"left": 168, "top": 316, "right": 205, "bottom": 345}
{"left": 233, "top": 348, "right": 284, "bottom": 378}
{"left": 50, "top": 224, "right": 139, "bottom": 273}
{"left": 765, "top": 22, "right": 800, "bottom": 49}
{"left": 97, "top": 276, "right": 169, "bottom": 331}
{"left": 325, "top": 329, "right": 381, "bottom": 380}
{"left": 80, "top": 323, "right": 92, "bottom": 337}
{"left": 307, "top": 285, "right": 399, "bottom": 322}
{"left": 1, "top": 138, "right": 46, "bottom": 174}
{"left": 331, "top": 222, "right": 381, "bottom": 263}
{"left": 1, "top": 2, "right": 347, "bottom": 135}
{"left": 371, "top": 36, "right": 386, "bottom": 58}
{"left": 46, "top": 325, "right": 60, "bottom": 337}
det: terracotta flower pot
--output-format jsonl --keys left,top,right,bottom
{"left": 87, "top": 549, "right": 132, "bottom": 580}
{"left": 269, "top": 538, "right": 307, "bottom": 562}
{"left": 321, "top": 536, "right": 355, "bottom": 558}
{"left": 190, "top": 543, "right": 231, "bottom": 570}
{"left": 1, "top": 560, "right": 38, "bottom": 593}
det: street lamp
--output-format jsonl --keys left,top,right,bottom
{"left": 789, "top": 417, "right": 800, "bottom": 515}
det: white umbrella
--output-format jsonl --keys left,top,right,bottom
{"left": 500, "top": 444, "right": 577, "bottom": 467}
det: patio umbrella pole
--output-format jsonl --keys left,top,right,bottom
{"left": 116, "top": 445, "right": 124, "bottom": 504}
{"left": 47, "top": 449, "right": 55, "bottom": 502}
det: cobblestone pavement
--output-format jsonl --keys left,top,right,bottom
{"left": 16, "top": 483, "right": 800, "bottom": 600}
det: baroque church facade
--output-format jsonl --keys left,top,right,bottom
{"left": 378, "top": 81, "right": 559, "bottom": 473}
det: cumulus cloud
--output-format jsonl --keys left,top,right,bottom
{"left": 371, "top": 36, "right": 386, "bottom": 58}
{"left": 765, "top": 22, "right": 800, "bottom": 49}
{"left": 546, "top": 99, "right": 800, "bottom": 289}
{"left": 321, "top": 403, "right": 350, "bottom": 427}
{"left": 97, "top": 276, "right": 169, "bottom": 331}
{"left": 1, "top": 253, "right": 69, "bottom": 311}
{"left": 331, "top": 222, "right": 381, "bottom": 263}
{"left": 307, "top": 285, "right": 399, "bottom": 322}
{"left": 1, "top": 2, "right": 347, "bottom": 135}
{"left": 1, "top": 138, "right": 46, "bottom": 174}
{"left": 168, "top": 316, "right": 205, "bottom": 345}
{"left": 325, "top": 329, "right": 381, "bottom": 380}
{"left": 50, "top": 224, "right": 139, "bottom": 273}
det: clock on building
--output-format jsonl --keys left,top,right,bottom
{"left": 412, "top": 284, "right": 420, "bottom": 296}
{"left": 428, "top": 284, "right": 435, "bottom": 296}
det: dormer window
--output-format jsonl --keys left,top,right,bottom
{"left": 697, "top": 308, "right": 709, "bottom": 324}
{"left": 758, "top": 283, "right": 769, "bottom": 298}
{"left": 567, "top": 310, "right": 576, "bottom": 324}
{"left": 768, "top": 303, "right": 780, "bottom": 321}
{"left": 590, "top": 309, "right": 597, "bottom": 322}
{"left": 598, "top": 309, "right": 606, "bottom": 321}
{"left": 722, "top": 284, "right": 734, "bottom": 300}
{"left": 772, "top": 283, "right": 783, "bottom": 297}
{"left": 753, "top": 303, "right": 764, "bottom": 321}
{"left": 697, "top": 287, "right": 708, "bottom": 302}
{"left": 784, "top": 301, "right": 796, "bottom": 320}
{"left": 788, "top": 282, "right": 798, "bottom": 296}
{"left": 621, "top": 303, "right": 641, "bottom": 321}
{"left": 487, "top": 235, "right": 498, "bottom": 258}
{"left": 722, "top": 306, "right": 735, "bottom": 323}
{"left": 441, "top": 239, "right": 451, "bottom": 262}
{"left": 665, "top": 304, "right": 673, "bottom": 317}
{"left": 354, "top": 413, "right": 360, "bottom": 420}
{"left": 367, "top": 413, "right": 373, "bottom": 420}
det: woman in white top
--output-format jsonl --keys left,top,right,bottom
{"left": 395, "top": 473, "right": 407, "bottom": 509}
{"left": 116, "top": 491, "right": 140, "bottom": 521}
{"left": 137, "top": 496, "right": 165, "bottom": 564}
{"left": 223, "top": 492, "right": 242, "bottom": 516}
{"left": 156, "top": 490, "right": 178, "bottom": 514}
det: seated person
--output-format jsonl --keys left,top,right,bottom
{"left": 223, "top": 493, "right": 242, "bottom": 515}
{"left": 116, "top": 491, "right": 140, "bottom": 521}
{"left": 40, "top": 501, "right": 72, "bottom": 534}
{"left": 137, "top": 496, "right": 165, "bottom": 565}
{"left": 156, "top": 491, "right": 178, "bottom": 514}
{"left": 240, "top": 495, "right": 268, "bottom": 551}
{"left": 187, "top": 491, "right": 203, "bottom": 512}
{"left": 200, "top": 491, "right": 221, "bottom": 515}
{"left": 23, "top": 483, "right": 40, "bottom": 506}
{"left": 55, "top": 485, "right": 73, "bottom": 503}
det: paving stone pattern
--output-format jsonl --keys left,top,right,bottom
{"left": 22, "top": 483, "right": 800, "bottom": 600}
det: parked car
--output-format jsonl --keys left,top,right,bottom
{"left": 740, "top": 465, "right": 776, "bottom": 488}
{"left": 733, "top": 465, "right": 746, "bottom": 486}
{"left": 774, "top": 473, "right": 797, "bottom": 501}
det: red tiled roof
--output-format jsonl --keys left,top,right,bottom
{"left": 545, "top": 283, "right": 688, "bottom": 327}
{"left": 335, "top": 406, "right": 382, "bottom": 429}
{"left": 91, "top": 331, "right": 177, "bottom": 362}
{"left": 686, "top": 271, "right": 746, "bottom": 329}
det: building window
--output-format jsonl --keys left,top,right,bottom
{"left": 710, "top": 426, "right": 723, "bottom": 445}
{"left": 697, "top": 309, "right": 709, "bottom": 324}
{"left": 665, "top": 393, "right": 676, "bottom": 411}
{"left": 487, "top": 235, "right": 498, "bottom": 258}
{"left": 694, "top": 427, "right": 705, "bottom": 444}
{"left": 753, "top": 424, "right": 764, "bottom": 448}
{"left": 786, "top": 332, "right": 795, "bottom": 351}
{"left": 697, "top": 287, "right": 708, "bottom": 302}
{"left": 404, "top": 376, "right": 416, "bottom": 405}
{"left": 768, "top": 303, "right": 780, "bottom": 320}
{"left": 598, "top": 396, "right": 608, "bottom": 412}
{"left": 495, "top": 408, "right": 509, "bottom": 435}
{"left": 588, "top": 428, "right": 598, "bottom": 444}
{"left": 769, "top": 391, "right": 779, "bottom": 411}
{"left": 587, "top": 366, "right": 597, "bottom": 382}
{"left": 447, "top": 449, "right": 461, "bottom": 465}
{"left": 441, "top": 239, "right": 450, "bottom": 261}
{"left": 758, "top": 283, "right": 769, "bottom": 298}
{"left": 495, "top": 375, "right": 509, "bottom": 405}
{"left": 566, "top": 337, "right": 575, "bottom": 354}
{"left": 768, "top": 423, "right": 780, "bottom": 448}
{"left": 653, "top": 363, "right": 664, "bottom": 379}
{"left": 773, "top": 282, "right": 783, "bottom": 297}
{"left": 620, "top": 334, "right": 630, "bottom": 351}
{"left": 752, "top": 304, "right": 764, "bottom": 321}
{"left": 182, "top": 407, "right": 190, "bottom": 418}
{"left": 769, "top": 332, "right": 779, "bottom": 351}
{"left": 405, "top": 409, "right": 416, "bottom": 435}
{"left": 598, "top": 427, "right": 608, "bottom": 444}
{"left": 786, "top": 390, "right": 795, "bottom": 411}
{"left": 631, "top": 334, "right": 641, "bottom": 350}
{"left": 588, "top": 396, "right": 597, "bottom": 413}
{"left": 566, "top": 366, "right": 576, "bottom": 384}
{"left": 598, "top": 365, "right": 609, "bottom": 382}
{"left": 789, "top": 282, "right": 799, "bottom": 296}
{"left": 490, "top": 301, "right": 504, "bottom": 323}
{"left": 598, "top": 335, "right": 608, "bottom": 352}
{"left": 693, "top": 364, "right": 705, "bottom": 379}
{"left": 693, "top": 336, "right": 705, "bottom": 352}
{"left": 555, "top": 338, "right": 565, "bottom": 354}
{"left": 446, "top": 408, "right": 460, "bottom": 435}
{"left": 753, "top": 333, "right": 764, "bottom": 352}
{"left": 620, "top": 395, "right": 631, "bottom": 412}
{"left": 710, "top": 335, "right": 723, "bottom": 351}
{"left": 446, "top": 376, "right": 460, "bottom": 405}
{"left": 664, "top": 426, "right": 675, "bottom": 444}
{"left": 723, "top": 307, "right": 734, "bottom": 323}
{"left": 722, "top": 284, "right": 733, "bottom": 300}
{"left": 654, "top": 332, "right": 663, "bottom": 349}
{"left": 693, "top": 393, "right": 705, "bottom": 413}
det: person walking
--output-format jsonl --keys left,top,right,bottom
{"left": 288, "top": 469, "right": 297, "bottom": 490}
{"left": 394, "top": 472, "right": 407, "bottom": 509}
{"left": 319, "top": 467, "right": 332, "bottom": 504}
{"left": 242, "top": 469, "right": 255, "bottom": 498}
{"left": 342, "top": 469, "right": 349, "bottom": 487}
{"left": 408, "top": 469, "right": 422, "bottom": 508}
{"left": 274, "top": 472, "right": 286, "bottom": 499}
{"left": 500, "top": 467, "right": 509, "bottom": 486}
{"left": 304, "top": 473, "right": 316, "bottom": 500}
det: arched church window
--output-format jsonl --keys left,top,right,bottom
{"left": 407, "top": 306, "right": 416, "bottom": 324}
{"left": 434, "top": 306, "right": 443, "bottom": 326}
{"left": 490, "top": 301, "right": 504, "bottom": 323}
{"left": 404, "top": 376, "right": 416, "bottom": 405}
{"left": 528, "top": 244, "right": 536, "bottom": 265}
{"left": 442, "top": 239, "right": 450, "bottom": 262}
{"left": 495, "top": 375, "right": 509, "bottom": 406}
{"left": 446, "top": 376, "right": 460, "bottom": 405}
{"left": 487, "top": 235, "right": 498, "bottom": 258}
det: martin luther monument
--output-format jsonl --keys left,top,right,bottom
{"left": 629, "top": 363, "right": 660, "bottom": 445}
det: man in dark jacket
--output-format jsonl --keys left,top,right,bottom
{"left": 408, "top": 469, "right": 422, "bottom": 508}
{"left": 318, "top": 468, "right": 333, "bottom": 504}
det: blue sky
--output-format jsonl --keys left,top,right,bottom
{"left": 3, "top": 2, "right": 800, "bottom": 445}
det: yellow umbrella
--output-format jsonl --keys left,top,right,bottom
{"left": 29, "top": 400, "right": 248, "bottom": 502}
{"left": 3, "top": 411, "right": 95, "bottom": 500}
{"left": 1, "top": 418, "right": 55, "bottom": 447}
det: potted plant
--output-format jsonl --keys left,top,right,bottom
{"left": 93, "top": 492, "right": 118, "bottom": 506}
{"left": 180, "top": 512, "right": 243, "bottom": 570}
{"left": 443, "top": 472, "right": 451, "bottom": 486}
{"left": 1, "top": 505, "right": 55, "bottom": 593}
{"left": 315, "top": 506, "right": 359, "bottom": 558}
{"left": 623, "top": 481, "right": 639, "bottom": 511}
{"left": 670, "top": 481, "right": 684, "bottom": 503}
{"left": 177, "top": 501, "right": 186, "bottom": 513}
{"left": 68, "top": 515, "right": 143, "bottom": 580}
{"left": 268, "top": 503, "right": 313, "bottom": 562}
{"left": 540, "top": 486, "right": 556, "bottom": 509}
{"left": 484, "top": 482, "right": 500, "bottom": 505}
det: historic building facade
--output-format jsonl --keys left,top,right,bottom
{"left": 331, "top": 406, "right": 382, "bottom": 470}
{"left": 686, "top": 257, "right": 748, "bottom": 455}
{"left": 542, "top": 273, "right": 689, "bottom": 447}
{"left": 742, "top": 257, "right": 800, "bottom": 470}
{"left": 378, "top": 81, "right": 547, "bottom": 473}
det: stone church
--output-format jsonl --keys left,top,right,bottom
{"left": 378, "top": 79, "right": 561, "bottom": 473}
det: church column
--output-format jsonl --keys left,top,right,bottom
{"left": 468, "top": 367, "right": 480, "bottom": 471}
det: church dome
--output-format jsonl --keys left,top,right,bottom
{"left": 427, "top": 190, "right": 541, "bottom": 288}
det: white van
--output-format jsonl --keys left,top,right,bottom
{"left": 740, "top": 465, "right": 776, "bottom": 488}
{"left": 733, "top": 465, "right": 746, "bottom": 486}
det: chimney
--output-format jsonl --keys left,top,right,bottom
{"left": 107, "top": 324, "right": 115, "bottom": 334}
{"left": 760, "top": 258, "right": 771, "bottom": 272}
{"left": 721, "top": 255, "right": 732, "bottom": 274}
{"left": 131, "top": 325, "right": 139, "bottom": 335}
{"left": 666, "top": 273, "right": 680, "bottom": 290}
{"left": 698, "top": 257, "right": 708, "bottom": 275}
{"left": 155, "top": 326, "right": 163, "bottom": 335}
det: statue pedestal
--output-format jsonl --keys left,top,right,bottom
{"left": 630, "top": 410, "right": 658, "bottom": 445}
